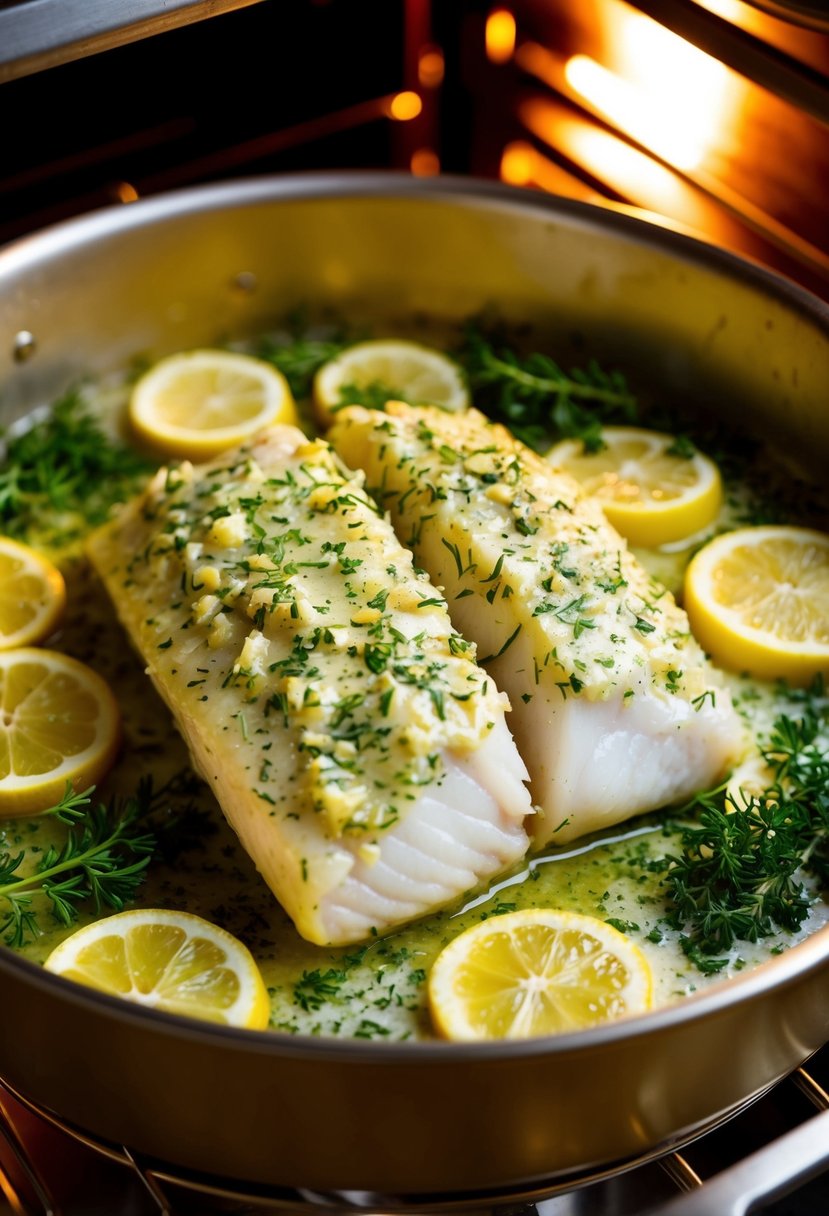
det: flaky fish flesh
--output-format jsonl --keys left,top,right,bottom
{"left": 330, "top": 404, "right": 745, "bottom": 846}
{"left": 87, "top": 427, "right": 532, "bottom": 945}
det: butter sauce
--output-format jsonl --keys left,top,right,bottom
{"left": 2, "top": 341, "right": 828, "bottom": 1041}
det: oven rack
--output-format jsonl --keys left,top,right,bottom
{"left": 1, "top": 1050, "right": 828, "bottom": 1216}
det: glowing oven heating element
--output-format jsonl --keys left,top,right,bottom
{"left": 485, "top": 0, "right": 829, "bottom": 300}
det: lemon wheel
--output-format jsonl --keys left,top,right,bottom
{"left": 129, "top": 349, "right": 298, "bottom": 460}
{"left": 312, "top": 339, "right": 470, "bottom": 429}
{"left": 428, "top": 908, "right": 653, "bottom": 1041}
{"left": 683, "top": 525, "right": 829, "bottom": 685}
{"left": 0, "top": 648, "right": 121, "bottom": 816}
{"left": 44, "top": 908, "right": 270, "bottom": 1029}
{"left": 0, "top": 537, "right": 66, "bottom": 650}
{"left": 547, "top": 427, "right": 722, "bottom": 547}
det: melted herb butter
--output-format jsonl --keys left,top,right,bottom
{"left": 91, "top": 434, "right": 503, "bottom": 843}
{"left": 331, "top": 405, "right": 719, "bottom": 706}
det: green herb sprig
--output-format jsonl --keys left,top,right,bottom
{"left": 255, "top": 337, "right": 348, "bottom": 400}
{"left": 0, "top": 783, "right": 156, "bottom": 948}
{"left": 0, "top": 389, "right": 153, "bottom": 544}
{"left": 457, "top": 325, "right": 638, "bottom": 452}
{"left": 662, "top": 692, "right": 829, "bottom": 969}
{"left": 336, "top": 380, "right": 411, "bottom": 413}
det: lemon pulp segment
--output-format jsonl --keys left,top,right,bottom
{"left": 428, "top": 908, "right": 652, "bottom": 1041}
{"left": 684, "top": 525, "right": 829, "bottom": 685}
{"left": 312, "top": 339, "right": 469, "bottom": 429}
{"left": 0, "top": 537, "right": 66, "bottom": 650}
{"left": 547, "top": 427, "right": 722, "bottom": 547}
{"left": 44, "top": 908, "right": 271, "bottom": 1028}
{"left": 0, "top": 648, "right": 120, "bottom": 815}
{"left": 129, "top": 349, "right": 298, "bottom": 460}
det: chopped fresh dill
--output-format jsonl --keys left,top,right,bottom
{"left": 336, "top": 380, "right": 412, "bottom": 413}
{"left": 255, "top": 335, "right": 348, "bottom": 399}
{"left": 0, "top": 387, "right": 153, "bottom": 546}
{"left": 293, "top": 967, "right": 348, "bottom": 1012}
{"left": 0, "top": 782, "right": 156, "bottom": 948}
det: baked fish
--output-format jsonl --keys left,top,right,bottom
{"left": 86, "top": 427, "right": 531, "bottom": 946}
{"left": 330, "top": 404, "right": 745, "bottom": 846}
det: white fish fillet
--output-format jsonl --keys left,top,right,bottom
{"left": 86, "top": 427, "right": 531, "bottom": 945}
{"left": 330, "top": 404, "right": 746, "bottom": 846}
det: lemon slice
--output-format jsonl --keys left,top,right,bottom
{"left": 683, "top": 525, "right": 829, "bottom": 686}
{"left": 129, "top": 349, "right": 298, "bottom": 460}
{"left": 44, "top": 908, "right": 270, "bottom": 1029}
{"left": 428, "top": 908, "right": 653, "bottom": 1041}
{"left": 0, "top": 648, "right": 120, "bottom": 815}
{"left": 312, "top": 339, "right": 470, "bottom": 429}
{"left": 0, "top": 537, "right": 66, "bottom": 650}
{"left": 547, "top": 427, "right": 722, "bottom": 547}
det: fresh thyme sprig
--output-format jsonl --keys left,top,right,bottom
{"left": 0, "top": 783, "right": 156, "bottom": 948}
{"left": 662, "top": 692, "right": 829, "bottom": 970}
{"left": 0, "top": 388, "right": 153, "bottom": 544}
{"left": 457, "top": 324, "right": 639, "bottom": 452}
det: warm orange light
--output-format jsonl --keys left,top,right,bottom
{"left": 564, "top": 9, "right": 736, "bottom": 173}
{"left": 0, "top": 1164, "right": 22, "bottom": 1216}
{"left": 500, "top": 143, "right": 606, "bottom": 204}
{"left": 411, "top": 148, "right": 440, "bottom": 176}
{"left": 418, "top": 47, "right": 445, "bottom": 88}
{"left": 561, "top": 126, "right": 691, "bottom": 213}
{"left": 565, "top": 55, "right": 705, "bottom": 171}
{"left": 699, "top": 0, "right": 744, "bottom": 19}
{"left": 113, "top": 181, "right": 139, "bottom": 203}
{"left": 389, "top": 91, "right": 423, "bottom": 121}
{"left": 520, "top": 97, "right": 716, "bottom": 233}
{"left": 486, "top": 9, "right": 516, "bottom": 64}
{"left": 500, "top": 141, "right": 534, "bottom": 185}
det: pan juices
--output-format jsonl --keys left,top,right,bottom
{"left": 86, "top": 426, "right": 533, "bottom": 946}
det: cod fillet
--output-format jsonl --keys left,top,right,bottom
{"left": 330, "top": 403, "right": 745, "bottom": 846}
{"left": 86, "top": 427, "right": 531, "bottom": 945}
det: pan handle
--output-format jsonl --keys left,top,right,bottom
{"left": 642, "top": 1105, "right": 829, "bottom": 1216}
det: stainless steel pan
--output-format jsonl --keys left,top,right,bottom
{"left": 1, "top": 173, "right": 828, "bottom": 1202}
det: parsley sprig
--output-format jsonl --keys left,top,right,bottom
{"left": 0, "top": 783, "right": 155, "bottom": 948}
{"left": 663, "top": 694, "right": 829, "bottom": 970}
{"left": 457, "top": 325, "right": 638, "bottom": 452}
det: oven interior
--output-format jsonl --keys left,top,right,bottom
{"left": 1, "top": 0, "right": 828, "bottom": 300}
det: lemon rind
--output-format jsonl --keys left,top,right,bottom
{"left": 0, "top": 537, "right": 67, "bottom": 650}
{"left": 44, "top": 908, "right": 270, "bottom": 1030}
{"left": 547, "top": 428, "right": 723, "bottom": 548}
{"left": 427, "top": 908, "right": 653, "bottom": 1042}
{"left": 684, "top": 526, "right": 829, "bottom": 685}
{"left": 0, "top": 648, "right": 121, "bottom": 816}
